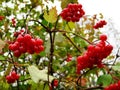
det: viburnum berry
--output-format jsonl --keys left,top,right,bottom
{"left": 60, "top": 3, "right": 85, "bottom": 22}
{"left": 93, "top": 20, "right": 107, "bottom": 29}
{"left": 8, "top": 32, "right": 44, "bottom": 57}
{"left": 76, "top": 35, "right": 113, "bottom": 74}
{"left": 35, "top": 38, "right": 43, "bottom": 45}
{"left": 17, "top": 35, "right": 24, "bottom": 42}
{"left": 6, "top": 71, "right": 20, "bottom": 84}
{"left": 53, "top": 79, "right": 59, "bottom": 87}
{"left": 100, "top": 34, "right": 107, "bottom": 41}
{"left": 13, "top": 50, "right": 21, "bottom": 57}
{"left": 24, "top": 34, "right": 32, "bottom": 41}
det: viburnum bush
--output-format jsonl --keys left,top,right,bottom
{"left": 0, "top": 0, "right": 120, "bottom": 90}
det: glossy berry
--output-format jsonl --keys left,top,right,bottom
{"left": 100, "top": 34, "right": 107, "bottom": 41}
{"left": 93, "top": 20, "right": 107, "bottom": 29}
{"left": 13, "top": 50, "right": 21, "bottom": 57}
{"left": 6, "top": 71, "right": 20, "bottom": 84}
{"left": 60, "top": 3, "right": 85, "bottom": 22}
{"left": 53, "top": 79, "right": 59, "bottom": 87}
{"left": 17, "top": 35, "right": 24, "bottom": 42}
{"left": 9, "top": 33, "right": 44, "bottom": 57}
{"left": 76, "top": 35, "right": 113, "bottom": 74}
{"left": 24, "top": 34, "right": 32, "bottom": 41}
{"left": 35, "top": 38, "right": 43, "bottom": 45}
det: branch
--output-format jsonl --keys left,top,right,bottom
{"left": 29, "top": 20, "right": 50, "bottom": 32}
{"left": 63, "top": 33, "right": 81, "bottom": 53}
{"left": 108, "top": 47, "right": 120, "bottom": 74}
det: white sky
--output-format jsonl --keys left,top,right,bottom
{"left": 78, "top": 0, "right": 120, "bottom": 30}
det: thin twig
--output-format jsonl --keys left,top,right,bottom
{"left": 29, "top": 19, "right": 50, "bottom": 32}
{"left": 63, "top": 33, "right": 81, "bottom": 53}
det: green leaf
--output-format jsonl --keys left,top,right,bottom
{"left": 97, "top": 74, "right": 112, "bottom": 87}
{"left": 0, "top": 55, "right": 6, "bottom": 60}
{"left": 65, "top": 22, "right": 75, "bottom": 31}
{"left": 43, "top": 7, "right": 58, "bottom": 23}
{"left": 28, "top": 65, "right": 54, "bottom": 83}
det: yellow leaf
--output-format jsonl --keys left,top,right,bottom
{"left": 0, "top": 39, "right": 6, "bottom": 50}
{"left": 43, "top": 7, "right": 58, "bottom": 23}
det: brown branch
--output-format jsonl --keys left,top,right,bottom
{"left": 63, "top": 33, "right": 81, "bottom": 53}
{"left": 29, "top": 20, "right": 50, "bottom": 32}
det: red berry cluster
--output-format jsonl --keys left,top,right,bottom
{"left": 6, "top": 71, "right": 20, "bottom": 84}
{"left": 60, "top": 3, "right": 85, "bottom": 22}
{"left": 93, "top": 20, "right": 107, "bottom": 29}
{"left": 104, "top": 81, "right": 120, "bottom": 90}
{"left": 76, "top": 34, "right": 113, "bottom": 74}
{"left": 12, "top": 18, "right": 16, "bottom": 27}
{"left": 66, "top": 54, "right": 72, "bottom": 62}
{"left": 9, "top": 33, "right": 44, "bottom": 57}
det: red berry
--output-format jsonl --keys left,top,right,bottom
{"left": 100, "top": 34, "right": 107, "bottom": 41}
{"left": 9, "top": 44, "right": 18, "bottom": 51}
{"left": 60, "top": 3, "right": 85, "bottom": 22}
{"left": 35, "top": 38, "right": 43, "bottom": 45}
{"left": 53, "top": 79, "right": 58, "bottom": 87}
{"left": 13, "top": 50, "right": 21, "bottom": 57}
{"left": 24, "top": 34, "right": 32, "bottom": 41}
{"left": 93, "top": 20, "right": 107, "bottom": 29}
{"left": 39, "top": 45, "right": 44, "bottom": 51}
{"left": 11, "top": 71, "right": 16, "bottom": 77}
{"left": 17, "top": 35, "right": 24, "bottom": 42}
{"left": 76, "top": 39, "right": 113, "bottom": 72}
{"left": 19, "top": 46, "right": 26, "bottom": 53}
{"left": 6, "top": 75, "right": 11, "bottom": 81}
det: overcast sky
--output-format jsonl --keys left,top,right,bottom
{"left": 78, "top": 0, "right": 120, "bottom": 30}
